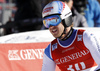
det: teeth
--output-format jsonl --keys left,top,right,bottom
{"left": 52, "top": 29, "right": 57, "bottom": 32}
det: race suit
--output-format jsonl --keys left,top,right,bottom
{"left": 42, "top": 29, "right": 100, "bottom": 71}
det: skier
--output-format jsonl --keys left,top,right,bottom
{"left": 42, "top": 1, "right": 100, "bottom": 71}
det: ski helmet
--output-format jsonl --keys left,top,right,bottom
{"left": 42, "top": 1, "right": 72, "bottom": 28}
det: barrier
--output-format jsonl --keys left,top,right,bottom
{"left": 0, "top": 27, "right": 100, "bottom": 71}
{"left": 0, "top": 43, "right": 49, "bottom": 71}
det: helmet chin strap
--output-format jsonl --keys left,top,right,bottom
{"left": 58, "top": 27, "right": 73, "bottom": 41}
{"left": 58, "top": 27, "right": 66, "bottom": 40}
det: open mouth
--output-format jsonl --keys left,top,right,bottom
{"left": 52, "top": 29, "right": 57, "bottom": 33}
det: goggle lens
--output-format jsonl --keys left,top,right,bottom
{"left": 43, "top": 15, "right": 61, "bottom": 28}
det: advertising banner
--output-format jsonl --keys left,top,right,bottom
{"left": 0, "top": 42, "right": 49, "bottom": 71}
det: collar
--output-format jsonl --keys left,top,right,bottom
{"left": 59, "top": 27, "right": 73, "bottom": 41}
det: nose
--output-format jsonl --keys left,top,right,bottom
{"left": 49, "top": 25, "right": 55, "bottom": 28}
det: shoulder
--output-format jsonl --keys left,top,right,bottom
{"left": 44, "top": 39, "right": 57, "bottom": 60}
{"left": 83, "top": 30, "right": 100, "bottom": 43}
{"left": 82, "top": 30, "right": 100, "bottom": 49}
{"left": 77, "top": 29, "right": 95, "bottom": 45}
{"left": 83, "top": 30, "right": 93, "bottom": 41}
{"left": 83, "top": 30, "right": 93, "bottom": 39}
{"left": 44, "top": 44, "right": 51, "bottom": 59}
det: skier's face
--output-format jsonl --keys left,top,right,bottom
{"left": 49, "top": 22, "right": 64, "bottom": 38}
{"left": 49, "top": 22, "right": 71, "bottom": 39}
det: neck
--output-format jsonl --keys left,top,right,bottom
{"left": 59, "top": 27, "right": 73, "bottom": 41}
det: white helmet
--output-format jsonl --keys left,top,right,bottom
{"left": 42, "top": 1, "right": 72, "bottom": 27}
{"left": 42, "top": 1, "right": 73, "bottom": 40}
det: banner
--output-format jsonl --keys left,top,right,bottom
{"left": 0, "top": 28, "right": 100, "bottom": 71}
{"left": 0, "top": 42, "right": 50, "bottom": 71}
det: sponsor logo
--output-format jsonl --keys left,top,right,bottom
{"left": 54, "top": 49, "right": 90, "bottom": 64}
{"left": 61, "top": 2, "right": 65, "bottom": 11}
{"left": 62, "top": 47, "right": 75, "bottom": 53}
{"left": 77, "top": 35, "right": 82, "bottom": 41}
{"left": 43, "top": 7, "right": 53, "bottom": 14}
{"left": 52, "top": 43, "right": 57, "bottom": 51}
{"left": 8, "top": 49, "right": 44, "bottom": 60}
{"left": 8, "top": 50, "right": 21, "bottom": 60}
{"left": 90, "top": 33, "right": 93, "bottom": 36}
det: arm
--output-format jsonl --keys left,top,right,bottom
{"left": 42, "top": 44, "right": 56, "bottom": 71}
{"left": 83, "top": 31, "right": 100, "bottom": 64}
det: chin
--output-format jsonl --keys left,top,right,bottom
{"left": 53, "top": 35, "right": 60, "bottom": 38}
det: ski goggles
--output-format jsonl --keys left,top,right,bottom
{"left": 43, "top": 15, "right": 61, "bottom": 28}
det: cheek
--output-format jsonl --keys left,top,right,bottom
{"left": 49, "top": 28, "right": 54, "bottom": 35}
{"left": 59, "top": 27, "right": 64, "bottom": 35}
{"left": 58, "top": 24, "right": 64, "bottom": 34}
